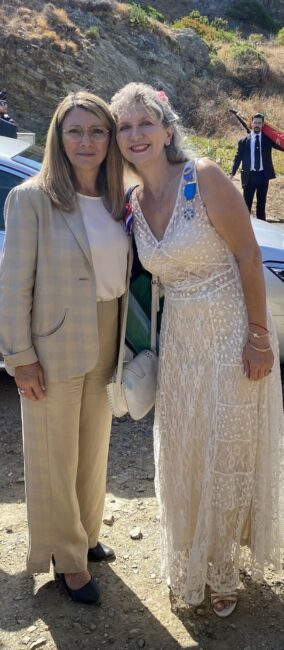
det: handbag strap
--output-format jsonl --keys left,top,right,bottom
{"left": 116, "top": 239, "right": 159, "bottom": 384}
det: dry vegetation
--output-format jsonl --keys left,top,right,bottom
{"left": 0, "top": 3, "right": 82, "bottom": 53}
{"left": 216, "top": 42, "right": 284, "bottom": 134}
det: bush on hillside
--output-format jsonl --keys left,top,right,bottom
{"left": 211, "top": 17, "right": 229, "bottom": 31}
{"left": 248, "top": 32, "right": 266, "bottom": 45}
{"left": 173, "top": 15, "right": 235, "bottom": 43}
{"left": 128, "top": 3, "right": 166, "bottom": 26}
{"left": 227, "top": 0, "right": 277, "bottom": 33}
{"left": 189, "top": 10, "right": 209, "bottom": 25}
{"left": 86, "top": 25, "right": 100, "bottom": 39}
{"left": 139, "top": 4, "right": 166, "bottom": 23}
{"left": 128, "top": 3, "right": 151, "bottom": 28}
{"left": 276, "top": 27, "right": 284, "bottom": 45}
{"left": 229, "top": 42, "right": 266, "bottom": 64}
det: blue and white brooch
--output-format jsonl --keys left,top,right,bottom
{"left": 183, "top": 163, "right": 196, "bottom": 220}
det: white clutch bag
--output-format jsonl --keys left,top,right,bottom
{"left": 107, "top": 242, "right": 159, "bottom": 421}
{"left": 106, "top": 348, "right": 158, "bottom": 420}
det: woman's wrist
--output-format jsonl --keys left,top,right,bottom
{"left": 248, "top": 321, "right": 269, "bottom": 334}
{"left": 248, "top": 321, "right": 271, "bottom": 349}
{"left": 247, "top": 340, "right": 271, "bottom": 353}
{"left": 248, "top": 330, "right": 270, "bottom": 341}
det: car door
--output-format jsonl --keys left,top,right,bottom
{"left": 0, "top": 167, "right": 27, "bottom": 232}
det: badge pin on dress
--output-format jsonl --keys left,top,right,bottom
{"left": 184, "top": 204, "right": 195, "bottom": 220}
{"left": 183, "top": 166, "right": 197, "bottom": 220}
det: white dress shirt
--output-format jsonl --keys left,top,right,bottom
{"left": 78, "top": 194, "right": 128, "bottom": 302}
{"left": 250, "top": 131, "right": 263, "bottom": 171}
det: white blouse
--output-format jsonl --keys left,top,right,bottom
{"left": 78, "top": 194, "right": 128, "bottom": 302}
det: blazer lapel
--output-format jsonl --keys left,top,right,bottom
{"left": 60, "top": 207, "right": 93, "bottom": 270}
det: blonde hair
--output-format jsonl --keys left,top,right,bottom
{"left": 32, "top": 91, "right": 125, "bottom": 218}
{"left": 111, "top": 82, "right": 190, "bottom": 169}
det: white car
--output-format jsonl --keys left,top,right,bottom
{"left": 253, "top": 219, "right": 284, "bottom": 359}
{"left": 0, "top": 135, "right": 284, "bottom": 364}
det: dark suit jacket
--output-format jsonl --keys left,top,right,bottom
{"left": 0, "top": 116, "right": 17, "bottom": 138}
{"left": 231, "top": 132, "right": 283, "bottom": 187}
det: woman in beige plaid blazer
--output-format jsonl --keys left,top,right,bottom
{"left": 0, "top": 92, "right": 130, "bottom": 604}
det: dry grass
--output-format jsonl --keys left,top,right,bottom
{"left": 16, "top": 6, "right": 32, "bottom": 17}
{"left": 229, "top": 94, "right": 284, "bottom": 131}
{"left": 1, "top": 4, "right": 80, "bottom": 51}
{"left": 261, "top": 43, "right": 284, "bottom": 74}
{"left": 43, "top": 4, "right": 76, "bottom": 29}
{"left": 116, "top": 2, "right": 130, "bottom": 15}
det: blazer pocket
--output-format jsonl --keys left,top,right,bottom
{"left": 32, "top": 309, "right": 68, "bottom": 338}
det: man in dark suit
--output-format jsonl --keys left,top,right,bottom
{"left": 0, "top": 89, "right": 17, "bottom": 139}
{"left": 229, "top": 113, "right": 283, "bottom": 221}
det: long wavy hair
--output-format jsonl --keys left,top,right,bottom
{"left": 31, "top": 91, "right": 125, "bottom": 218}
{"left": 111, "top": 82, "right": 191, "bottom": 173}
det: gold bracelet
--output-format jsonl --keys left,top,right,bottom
{"left": 248, "top": 322, "right": 269, "bottom": 333}
{"left": 248, "top": 341, "right": 271, "bottom": 353}
{"left": 249, "top": 330, "right": 270, "bottom": 339}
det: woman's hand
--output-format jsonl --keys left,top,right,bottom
{"left": 242, "top": 341, "right": 274, "bottom": 381}
{"left": 15, "top": 362, "right": 46, "bottom": 401}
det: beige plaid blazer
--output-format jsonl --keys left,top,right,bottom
{"left": 0, "top": 184, "right": 128, "bottom": 381}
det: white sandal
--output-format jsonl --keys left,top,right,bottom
{"left": 211, "top": 591, "right": 238, "bottom": 618}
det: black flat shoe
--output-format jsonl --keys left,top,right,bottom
{"left": 52, "top": 556, "right": 101, "bottom": 605}
{"left": 61, "top": 574, "right": 101, "bottom": 605}
{"left": 88, "top": 542, "right": 115, "bottom": 563}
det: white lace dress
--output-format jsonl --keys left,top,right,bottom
{"left": 132, "top": 161, "right": 284, "bottom": 605}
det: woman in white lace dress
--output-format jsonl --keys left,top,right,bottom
{"left": 111, "top": 83, "right": 284, "bottom": 617}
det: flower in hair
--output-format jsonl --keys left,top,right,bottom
{"left": 156, "top": 90, "right": 168, "bottom": 103}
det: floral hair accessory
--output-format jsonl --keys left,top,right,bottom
{"left": 156, "top": 90, "right": 168, "bottom": 103}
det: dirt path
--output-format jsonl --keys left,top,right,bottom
{"left": 1, "top": 372, "right": 284, "bottom": 650}
{"left": 1, "top": 182, "right": 284, "bottom": 650}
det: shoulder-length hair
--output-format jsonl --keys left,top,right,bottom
{"left": 32, "top": 91, "right": 125, "bottom": 218}
{"left": 110, "top": 82, "right": 191, "bottom": 174}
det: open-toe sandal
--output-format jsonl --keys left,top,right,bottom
{"left": 211, "top": 591, "right": 238, "bottom": 618}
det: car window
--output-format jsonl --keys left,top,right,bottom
{"left": 0, "top": 170, "right": 26, "bottom": 230}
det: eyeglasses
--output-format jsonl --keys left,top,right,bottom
{"left": 0, "top": 100, "right": 7, "bottom": 107}
{"left": 62, "top": 126, "right": 110, "bottom": 143}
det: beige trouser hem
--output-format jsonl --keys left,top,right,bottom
{"left": 21, "top": 299, "right": 118, "bottom": 574}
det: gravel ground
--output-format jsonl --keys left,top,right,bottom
{"left": 1, "top": 369, "right": 284, "bottom": 650}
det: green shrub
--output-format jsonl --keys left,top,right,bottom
{"left": 229, "top": 42, "right": 266, "bottom": 63}
{"left": 86, "top": 25, "right": 100, "bottom": 39}
{"left": 128, "top": 3, "right": 151, "bottom": 28}
{"left": 189, "top": 10, "right": 209, "bottom": 24}
{"left": 227, "top": 0, "right": 277, "bottom": 32}
{"left": 173, "top": 15, "right": 236, "bottom": 44}
{"left": 276, "top": 27, "right": 284, "bottom": 45}
{"left": 248, "top": 32, "right": 265, "bottom": 45}
{"left": 141, "top": 5, "right": 166, "bottom": 23}
{"left": 211, "top": 17, "right": 229, "bottom": 31}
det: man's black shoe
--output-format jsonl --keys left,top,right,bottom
{"left": 88, "top": 542, "right": 115, "bottom": 563}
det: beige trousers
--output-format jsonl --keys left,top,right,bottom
{"left": 21, "top": 300, "right": 118, "bottom": 574}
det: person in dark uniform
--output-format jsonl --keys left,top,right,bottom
{"left": 0, "top": 89, "right": 17, "bottom": 139}
{"left": 229, "top": 113, "right": 283, "bottom": 221}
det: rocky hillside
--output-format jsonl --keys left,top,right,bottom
{"left": 0, "top": 0, "right": 283, "bottom": 137}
